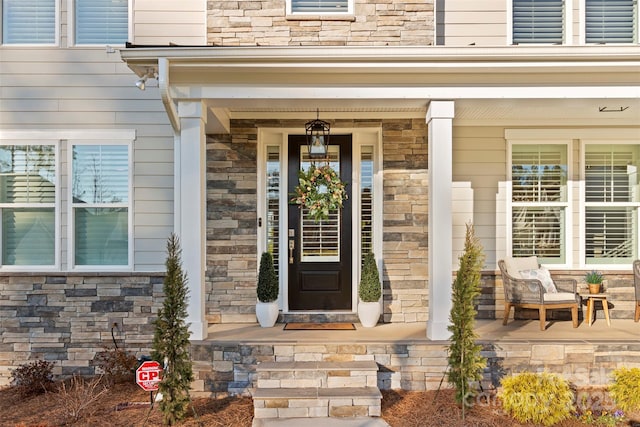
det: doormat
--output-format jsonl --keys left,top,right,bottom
{"left": 283, "top": 322, "right": 356, "bottom": 330}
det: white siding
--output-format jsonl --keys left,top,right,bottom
{"left": 0, "top": 47, "right": 174, "bottom": 271}
{"left": 440, "top": 0, "right": 508, "bottom": 46}
{"left": 133, "top": 0, "right": 206, "bottom": 45}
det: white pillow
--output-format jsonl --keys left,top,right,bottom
{"left": 504, "top": 256, "right": 539, "bottom": 279}
{"left": 519, "top": 267, "right": 557, "bottom": 293}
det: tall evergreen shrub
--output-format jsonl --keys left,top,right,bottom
{"left": 447, "top": 223, "right": 486, "bottom": 412}
{"left": 257, "top": 251, "right": 278, "bottom": 303}
{"left": 359, "top": 252, "right": 382, "bottom": 302}
{"left": 152, "top": 233, "right": 194, "bottom": 425}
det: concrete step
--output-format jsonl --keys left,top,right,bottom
{"left": 253, "top": 387, "right": 382, "bottom": 419}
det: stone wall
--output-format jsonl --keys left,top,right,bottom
{"left": 205, "top": 118, "right": 429, "bottom": 324}
{"left": 206, "top": 0, "right": 435, "bottom": 46}
{"left": 0, "top": 273, "right": 163, "bottom": 386}
{"left": 190, "top": 339, "right": 640, "bottom": 397}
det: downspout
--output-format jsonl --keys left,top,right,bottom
{"left": 158, "top": 57, "right": 180, "bottom": 133}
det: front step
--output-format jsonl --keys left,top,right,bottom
{"left": 253, "top": 360, "right": 382, "bottom": 419}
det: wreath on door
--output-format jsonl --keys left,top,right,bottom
{"left": 290, "top": 164, "right": 347, "bottom": 222}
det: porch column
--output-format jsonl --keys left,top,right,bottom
{"left": 176, "top": 101, "right": 207, "bottom": 340}
{"left": 426, "top": 100, "right": 455, "bottom": 340}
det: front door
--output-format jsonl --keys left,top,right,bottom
{"left": 288, "top": 135, "right": 352, "bottom": 310}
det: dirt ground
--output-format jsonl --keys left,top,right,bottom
{"left": 1, "top": 381, "right": 638, "bottom": 427}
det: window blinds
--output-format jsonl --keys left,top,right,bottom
{"left": 75, "top": 0, "right": 128, "bottom": 44}
{"left": 2, "top": 0, "right": 55, "bottom": 44}
{"left": 513, "top": 0, "right": 564, "bottom": 44}
{"left": 586, "top": 0, "right": 636, "bottom": 43}
{"left": 291, "top": 0, "right": 348, "bottom": 13}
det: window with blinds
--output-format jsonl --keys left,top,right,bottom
{"left": 72, "top": 144, "right": 129, "bottom": 266}
{"left": 0, "top": 144, "right": 56, "bottom": 265}
{"left": 513, "top": 0, "right": 564, "bottom": 44}
{"left": 361, "top": 146, "right": 374, "bottom": 262}
{"left": 586, "top": 0, "right": 636, "bottom": 44}
{"left": 300, "top": 146, "right": 340, "bottom": 261}
{"left": 266, "top": 146, "right": 280, "bottom": 277}
{"left": 290, "top": 0, "right": 349, "bottom": 14}
{"left": 511, "top": 144, "right": 567, "bottom": 263}
{"left": 2, "top": 0, "right": 55, "bottom": 44}
{"left": 75, "top": 0, "right": 128, "bottom": 45}
{"left": 584, "top": 144, "right": 640, "bottom": 264}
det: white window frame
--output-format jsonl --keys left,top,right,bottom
{"left": 68, "top": 139, "right": 133, "bottom": 271}
{"left": 507, "top": 140, "right": 572, "bottom": 266}
{"left": 580, "top": 139, "right": 640, "bottom": 269}
{"left": 0, "top": 139, "right": 59, "bottom": 270}
{"left": 67, "top": 0, "right": 132, "bottom": 47}
{"left": 508, "top": 0, "right": 572, "bottom": 45}
{"left": 286, "top": 0, "right": 354, "bottom": 18}
{"left": 1, "top": 0, "right": 59, "bottom": 46}
{"left": 579, "top": 0, "right": 638, "bottom": 44}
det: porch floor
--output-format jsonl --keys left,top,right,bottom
{"left": 206, "top": 318, "right": 639, "bottom": 344}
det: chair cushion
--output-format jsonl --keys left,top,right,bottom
{"left": 504, "top": 256, "right": 539, "bottom": 279}
{"left": 519, "top": 267, "right": 557, "bottom": 293}
{"left": 543, "top": 292, "right": 576, "bottom": 302}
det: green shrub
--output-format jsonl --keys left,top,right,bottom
{"left": 10, "top": 359, "right": 55, "bottom": 397}
{"left": 359, "top": 252, "right": 381, "bottom": 302}
{"left": 585, "top": 270, "right": 604, "bottom": 284}
{"left": 499, "top": 372, "right": 574, "bottom": 426}
{"left": 257, "top": 251, "right": 279, "bottom": 303}
{"left": 609, "top": 367, "right": 640, "bottom": 412}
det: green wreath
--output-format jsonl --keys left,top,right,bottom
{"left": 290, "top": 163, "right": 347, "bottom": 222}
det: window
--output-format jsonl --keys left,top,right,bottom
{"left": 584, "top": 144, "right": 640, "bottom": 264}
{"left": 360, "top": 146, "right": 374, "bottom": 261}
{"left": 511, "top": 144, "right": 568, "bottom": 263}
{"left": 585, "top": 0, "right": 637, "bottom": 44}
{"left": 2, "top": 0, "right": 55, "bottom": 44}
{"left": 513, "top": 0, "right": 564, "bottom": 44}
{"left": 0, "top": 144, "right": 56, "bottom": 266}
{"left": 75, "top": 0, "right": 128, "bottom": 45}
{"left": 288, "top": 0, "right": 351, "bottom": 15}
{"left": 72, "top": 144, "right": 129, "bottom": 266}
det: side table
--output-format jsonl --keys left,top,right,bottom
{"left": 583, "top": 293, "right": 610, "bottom": 327}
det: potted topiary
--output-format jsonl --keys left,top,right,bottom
{"left": 256, "top": 251, "right": 279, "bottom": 327}
{"left": 585, "top": 270, "right": 604, "bottom": 294}
{"left": 357, "top": 252, "right": 382, "bottom": 327}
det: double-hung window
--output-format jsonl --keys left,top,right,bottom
{"left": 584, "top": 144, "right": 640, "bottom": 264}
{"left": 74, "top": 0, "right": 128, "bottom": 45}
{"left": 510, "top": 144, "right": 568, "bottom": 264}
{"left": 512, "top": 0, "right": 564, "bottom": 44}
{"left": 287, "top": 0, "right": 352, "bottom": 15}
{"left": 2, "top": 0, "right": 56, "bottom": 44}
{"left": 72, "top": 144, "right": 130, "bottom": 267}
{"left": 0, "top": 143, "right": 56, "bottom": 266}
{"left": 585, "top": 0, "right": 637, "bottom": 44}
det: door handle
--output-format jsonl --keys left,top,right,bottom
{"left": 289, "top": 239, "right": 295, "bottom": 264}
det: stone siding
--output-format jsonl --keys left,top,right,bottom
{"left": 207, "top": 0, "right": 435, "bottom": 46}
{"left": 190, "top": 340, "right": 640, "bottom": 397}
{"left": 0, "top": 273, "right": 163, "bottom": 386}
{"left": 205, "top": 118, "right": 429, "bottom": 324}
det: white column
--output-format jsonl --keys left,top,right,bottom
{"left": 176, "top": 101, "right": 207, "bottom": 340}
{"left": 426, "top": 100, "right": 455, "bottom": 340}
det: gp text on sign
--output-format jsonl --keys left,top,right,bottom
{"left": 136, "top": 360, "right": 163, "bottom": 392}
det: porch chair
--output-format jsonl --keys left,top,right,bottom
{"left": 498, "top": 256, "right": 579, "bottom": 331}
{"left": 633, "top": 260, "right": 640, "bottom": 322}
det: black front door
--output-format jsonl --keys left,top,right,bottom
{"left": 287, "top": 135, "right": 352, "bottom": 310}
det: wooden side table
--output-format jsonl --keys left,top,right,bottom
{"left": 584, "top": 293, "right": 610, "bottom": 327}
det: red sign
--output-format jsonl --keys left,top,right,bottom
{"left": 136, "top": 360, "right": 162, "bottom": 392}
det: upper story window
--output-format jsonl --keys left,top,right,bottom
{"left": 0, "top": 143, "right": 57, "bottom": 266}
{"left": 72, "top": 144, "right": 130, "bottom": 266}
{"left": 2, "top": 0, "right": 56, "bottom": 44}
{"left": 510, "top": 143, "right": 568, "bottom": 264}
{"left": 287, "top": 0, "right": 352, "bottom": 15}
{"left": 513, "top": 0, "right": 564, "bottom": 44}
{"left": 585, "top": 0, "right": 637, "bottom": 43}
{"left": 74, "top": 0, "right": 128, "bottom": 45}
